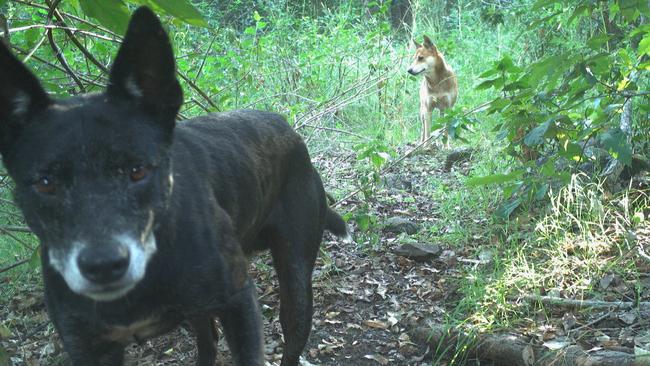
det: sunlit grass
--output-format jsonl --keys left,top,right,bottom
{"left": 449, "top": 174, "right": 648, "bottom": 336}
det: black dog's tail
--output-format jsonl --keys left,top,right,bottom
{"left": 325, "top": 208, "right": 352, "bottom": 242}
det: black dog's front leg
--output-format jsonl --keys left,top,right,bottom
{"left": 219, "top": 282, "right": 264, "bottom": 366}
{"left": 61, "top": 335, "right": 125, "bottom": 366}
{"left": 190, "top": 317, "right": 218, "bottom": 366}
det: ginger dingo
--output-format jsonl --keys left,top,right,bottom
{"left": 407, "top": 35, "right": 458, "bottom": 146}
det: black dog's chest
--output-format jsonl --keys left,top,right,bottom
{"left": 102, "top": 311, "right": 181, "bottom": 345}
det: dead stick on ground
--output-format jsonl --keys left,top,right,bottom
{"left": 0, "top": 257, "right": 31, "bottom": 274}
{"left": 0, "top": 227, "right": 35, "bottom": 252}
{"left": 517, "top": 294, "right": 650, "bottom": 310}
{"left": 0, "top": 226, "right": 31, "bottom": 233}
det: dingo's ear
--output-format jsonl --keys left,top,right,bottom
{"left": 422, "top": 35, "right": 437, "bottom": 52}
{"left": 107, "top": 6, "right": 182, "bottom": 132}
{"left": 0, "top": 42, "right": 50, "bottom": 154}
{"left": 412, "top": 39, "right": 421, "bottom": 49}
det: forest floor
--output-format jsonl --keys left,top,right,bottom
{"left": 3, "top": 144, "right": 649, "bottom": 365}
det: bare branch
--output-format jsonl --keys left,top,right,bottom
{"left": 2, "top": 24, "right": 117, "bottom": 42}
{"left": 47, "top": 28, "right": 86, "bottom": 92}
{"left": 178, "top": 72, "right": 220, "bottom": 111}
{"left": 44, "top": 0, "right": 110, "bottom": 74}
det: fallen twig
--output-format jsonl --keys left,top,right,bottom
{"left": 0, "top": 227, "right": 35, "bottom": 252}
{"left": 0, "top": 257, "right": 31, "bottom": 274}
{"left": 517, "top": 294, "right": 650, "bottom": 310}
{"left": 0, "top": 226, "right": 31, "bottom": 233}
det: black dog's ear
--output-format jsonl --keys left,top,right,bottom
{"left": 0, "top": 42, "right": 50, "bottom": 153}
{"left": 107, "top": 7, "right": 182, "bottom": 131}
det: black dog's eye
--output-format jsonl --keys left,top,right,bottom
{"left": 34, "top": 177, "right": 56, "bottom": 194}
{"left": 129, "top": 166, "right": 150, "bottom": 182}
{"left": 417, "top": 56, "right": 424, "bottom": 61}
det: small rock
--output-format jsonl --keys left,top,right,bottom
{"left": 562, "top": 312, "right": 577, "bottom": 331}
{"left": 444, "top": 148, "right": 474, "bottom": 171}
{"left": 439, "top": 250, "right": 457, "bottom": 266}
{"left": 381, "top": 173, "right": 412, "bottom": 191}
{"left": 383, "top": 217, "right": 419, "bottom": 235}
{"left": 393, "top": 243, "right": 441, "bottom": 261}
{"left": 619, "top": 311, "right": 637, "bottom": 325}
{"left": 478, "top": 249, "right": 493, "bottom": 263}
{"left": 600, "top": 273, "right": 615, "bottom": 290}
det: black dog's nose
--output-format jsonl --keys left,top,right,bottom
{"left": 77, "top": 246, "right": 130, "bottom": 284}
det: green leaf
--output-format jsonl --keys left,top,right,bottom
{"left": 24, "top": 27, "right": 41, "bottom": 48}
{"left": 0, "top": 0, "right": 7, "bottom": 8}
{"left": 145, "top": 0, "right": 207, "bottom": 27}
{"left": 534, "top": 183, "right": 549, "bottom": 200}
{"left": 476, "top": 77, "right": 502, "bottom": 90}
{"left": 466, "top": 171, "right": 523, "bottom": 186}
{"left": 496, "top": 55, "right": 521, "bottom": 73}
{"left": 567, "top": 4, "right": 591, "bottom": 24}
{"left": 244, "top": 26, "right": 256, "bottom": 35}
{"left": 29, "top": 248, "right": 41, "bottom": 270}
{"left": 356, "top": 214, "right": 371, "bottom": 231}
{"left": 479, "top": 67, "right": 498, "bottom": 78}
{"left": 600, "top": 127, "right": 632, "bottom": 165}
{"left": 524, "top": 119, "right": 554, "bottom": 146}
{"left": 528, "top": 55, "right": 563, "bottom": 86}
{"left": 80, "top": 0, "right": 130, "bottom": 34}
{"left": 619, "top": 0, "right": 647, "bottom": 21}
{"left": 253, "top": 11, "right": 262, "bottom": 22}
{"left": 495, "top": 198, "right": 522, "bottom": 219}
{"left": 587, "top": 34, "right": 610, "bottom": 51}
{"left": 558, "top": 142, "right": 583, "bottom": 161}
{"left": 0, "top": 324, "right": 10, "bottom": 339}
{"left": 532, "top": 0, "right": 559, "bottom": 11}
{"left": 639, "top": 34, "right": 650, "bottom": 56}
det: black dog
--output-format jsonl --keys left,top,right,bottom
{"left": 0, "top": 7, "right": 348, "bottom": 366}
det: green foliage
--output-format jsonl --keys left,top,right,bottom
{"left": 141, "top": 0, "right": 206, "bottom": 26}
{"left": 79, "top": 0, "right": 205, "bottom": 34}
{"left": 469, "top": 0, "right": 649, "bottom": 216}
{"left": 79, "top": 0, "right": 130, "bottom": 34}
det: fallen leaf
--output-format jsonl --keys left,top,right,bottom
{"left": 363, "top": 354, "right": 389, "bottom": 365}
{"left": 543, "top": 339, "right": 570, "bottom": 350}
{"left": 363, "top": 320, "right": 388, "bottom": 329}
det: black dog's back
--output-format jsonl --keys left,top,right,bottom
{"left": 172, "top": 110, "right": 319, "bottom": 252}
